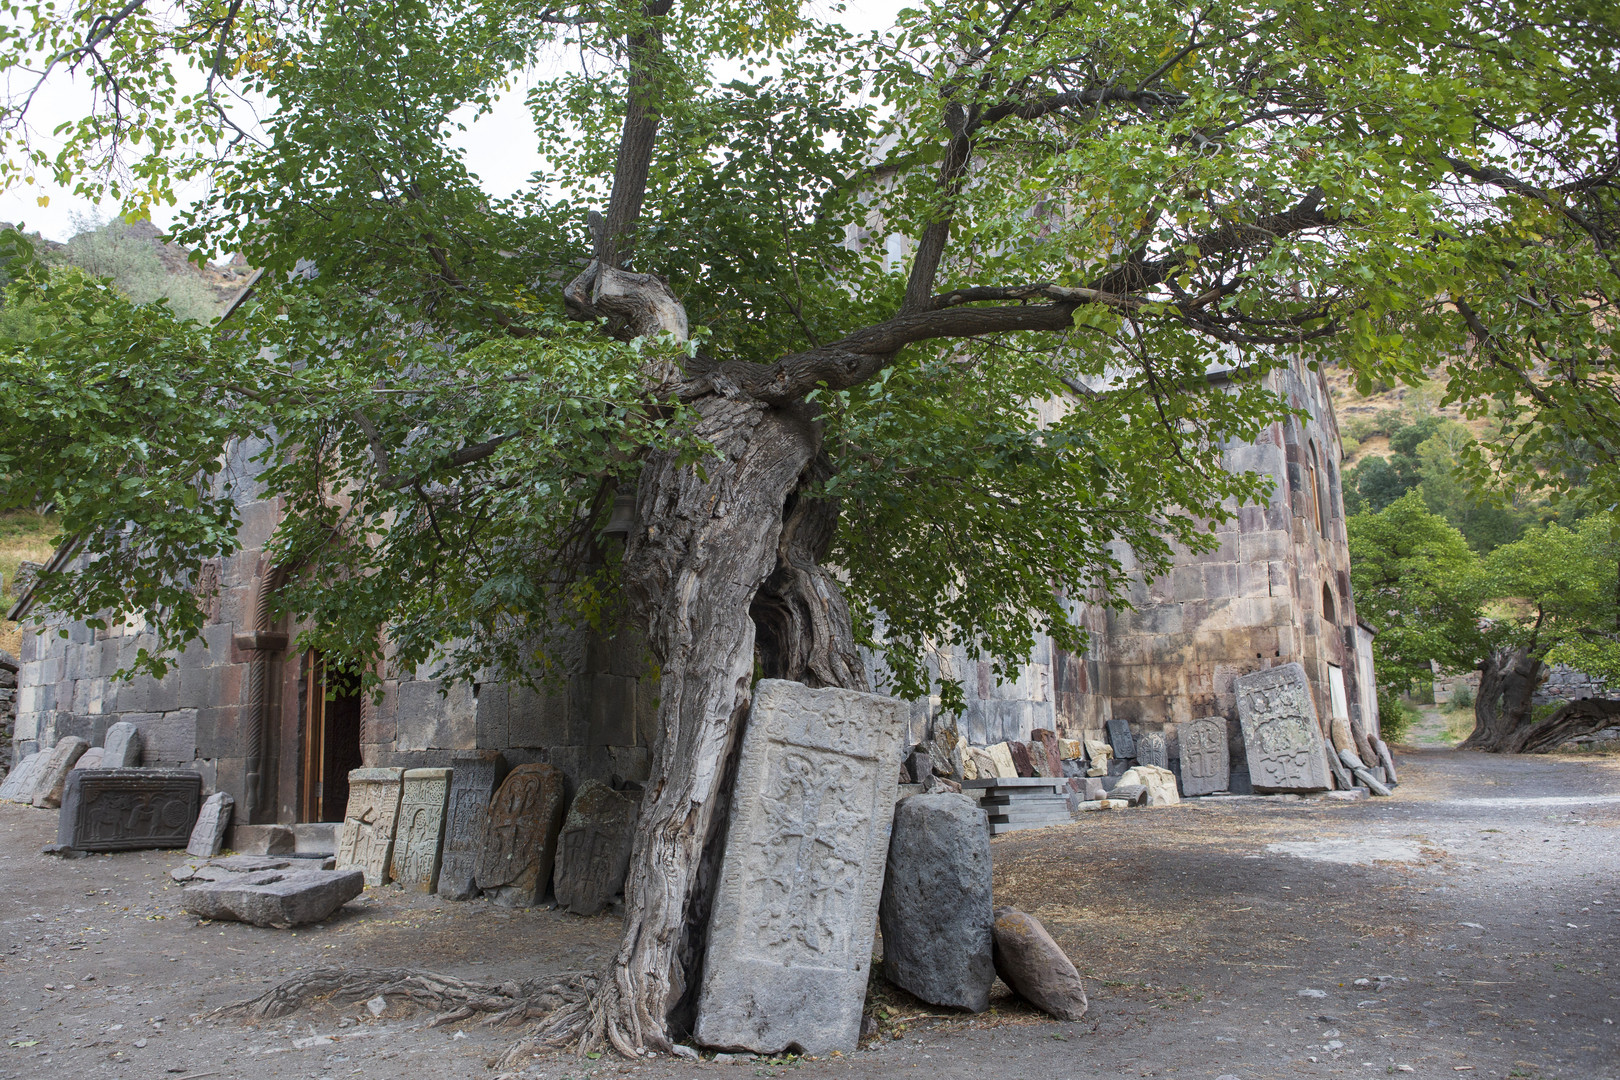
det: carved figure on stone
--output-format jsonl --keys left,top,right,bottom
{"left": 0, "top": 751, "right": 42, "bottom": 801}
{"left": 1177, "top": 717, "right": 1230, "bottom": 796}
{"left": 437, "top": 751, "right": 507, "bottom": 901}
{"left": 101, "top": 722, "right": 144, "bottom": 768}
{"left": 336, "top": 767, "right": 405, "bottom": 887}
{"left": 552, "top": 779, "right": 639, "bottom": 916}
{"left": 474, "top": 763, "right": 566, "bottom": 907}
{"left": 1234, "top": 663, "right": 1331, "bottom": 792}
{"left": 1106, "top": 716, "right": 1136, "bottom": 759}
{"left": 391, "top": 768, "right": 451, "bottom": 892}
{"left": 57, "top": 769, "right": 203, "bottom": 851}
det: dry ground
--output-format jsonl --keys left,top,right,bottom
{"left": 2, "top": 746, "right": 1616, "bottom": 1080}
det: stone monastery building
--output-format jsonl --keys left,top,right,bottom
{"left": 10, "top": 350, "right": 1374, "bottom": 828}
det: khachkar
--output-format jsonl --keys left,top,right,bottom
{"left": 437, "top": 751, "right": 508, "bottom": 900}
{"left": 475, "top": 763, "right": 567, "bottom": 907}
{"left": 1177, "top": 717, "right": 1230, "bottom": 796}
{"left": 336, "top": 768, "right": 405, "bottom": 886}
{"left": 694, "top": 679, "right": 908, "bottom": 1055}
{"left": 1233, "top": 663, "right": 1331, "bottom": 792}
{"left": 57, "top": 769, "right": 203, "bottom": 851}
{"left": 391, "top": 768, "right": 452, "bottom": 892}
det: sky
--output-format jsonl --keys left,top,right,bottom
{"left": 0, "top": 1, "right": 908, "bottom": 245}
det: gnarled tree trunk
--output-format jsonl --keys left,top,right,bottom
{"left": 1507, "top": 696, "right": 1620, "bottom": 754}
{"left": 1461, "top": 646, "right": 1548, "bottom": 752}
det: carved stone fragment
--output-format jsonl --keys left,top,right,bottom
{"left": 695, "top": 679, "right": 908, "bottom": 1055}
{"left": 57, "top": 769, "right": 202, "bottom": 851}
{"left": 552, "top": 779, "right": 639, "bottom": 916}
{"left": 437, "top": 751, "right": 508, "bottom": 901}
{"left": 72, "top": 747, "right": 106, "bottom": 771}
{"left": 1007, "top": 741, "right": 1037, "bottom": 777}
{"left": 335, "top": 767, "right": 405, "bottom": 887}
{"left": 0, "top": 751, "right": 43, "bottom": 802}
{"left": 391, "top": 768, "right": 451, "bottom": 892}
{"left": 1135, "top": 731, "right": 1169, "bottom": 770}
{"left": 984, "top": 743, "right": 1017, "bottom": 778}
{"left": 102, "top": 721, "right": 144, "bottom": 769}
{"left": 187, "top": 791, "right": 235, "bottom": 858}
{"left": 1030, "top": 729, "right": 1063, "bottom": 778}
{"left": 1234, "top": 663, "right": 1331, "bottom": 793}
{"left": 1176, "top": 717, "right": 1230, "bottom": 796}
{"left": 33, "top": 737, "right": 91, "bottom": 809}
{"left": 182, "top": 867, "right": 364, "bottom": 928}
{"left": 1106, "top": 716, "right": 1136, "bottom": 760}
{"left": 474, "top": 763, "right": 566, "bottom": 907}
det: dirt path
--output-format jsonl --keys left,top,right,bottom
{"left": 2, "top": 746, "right": 1616, "bottom": 1080}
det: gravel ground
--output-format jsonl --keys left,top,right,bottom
{"left": 1, "top": 745, "right": 1615, "bottom": 1080}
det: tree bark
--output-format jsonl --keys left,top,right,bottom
{"left": 1507, "top": 696, "right": 1620, "bottom": 754}
{"left": 1461, "top": 646, "right": 1548, "bottom": 752}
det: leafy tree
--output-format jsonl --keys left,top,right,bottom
{"left": 2, "top": 0, "right": 1617, "bottom": 1056}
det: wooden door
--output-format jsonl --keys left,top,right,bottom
{"left": 301, "top": 652, "right": 364, "bottom": 823}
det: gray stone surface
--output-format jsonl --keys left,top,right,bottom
{"left": 475, "top": 763, "right": 566, "bottom": 907}
{"left": 437, "top": 751, "right": 507, "bottom": 901}
{"left": 32, "top": 736, "right": 90, "bottom": 808}
{"left": 72, "top": 747, "right": 105, "bottom": 771}
{"left": 879, "top": 793, "right": 995, "bottom": 1011}
{"left": 101, "top": 721, "right": 143, "bottom": 768}
{"left": 57, "top": 769, "right": 203, "bottom": 851}
{"left": 1372, "top": 736, "right": 1399, "bottom": 786}
{"left": 1323, "top": 739, "right": 1354, "bottom": 791}
{"left": 0, "top": 751, "right": 43, "bottom": 802}
{"left": 991, "top": 906, "right": 1089, "bottom": 1021}
{"left": 1177, "top": 717, "right": 1230, "bottom": 796}
{"left": 1234, "top": 664, "right": 1331, "bottom": 792}
{"left": 1106, "top": 716, "right": 1136, "bottom": 760}
{"left": 1135, "top": 731, "right": 1169, "bottom": 769}
{"left": 695, "top": 679, "right": 908, "bottom": 1055}
{"left": 186, "top": 791, "right": 234, "bottom": 858}
{"left": 181, "top": 867, "right": 365, "bottom": 928}
{"left": 552, "top": 779, "right": 639, "bottom": 916}
{"left": 335, "top": 767, "right": 405, "bottom": 887}
{"left": 391, "top": 767, "right": 451, "bottom": 892}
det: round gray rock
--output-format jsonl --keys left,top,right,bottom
{"left": 992, "top": 906, "right": 1089, "bottom": 1021}
{"left": 878, "top": 792, "right": 995, "bottom": 1011}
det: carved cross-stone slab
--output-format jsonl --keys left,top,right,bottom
{"left": 0, "top": 751, "right": 43, "bottom": 802}
{"left": 552, "top": 779, "right": 639, "bottom": 916}
{"left": 336, "top": 767, "right": 405, "bottom": 887}
{"left": 391, "top": 768, "right": 451, "bottom": 892}
{"left": 33, "top": 736, "right": 90, "bottom": 809}
{"left": 474, "top": 763, "right": 566, "bottom": 907}
{"left": 1176, "top": 718, "right": 1230, "bottom": 796}
{"left": 694, "top": 679, "right": 908, "bottom": 1056}
{"left": 187, "top": 791, "right": 235, "bottom": 858}
{"left": 437, "top": 751, "right": 507, "bottom": 901}
{"left": 57, "top": 769, "right": 203, "bottom": 851}
{"left": 1106, "top": 716, "right": 1136, "bottom": 760}
{"left": 1136, "top": 731, "right": 1169, "bottom": 770}
{"left": 1234, "top": 664, "right": 1330, "bottom": 793}
{"left": 102, "top": 721, "right": 144, "bottom": 769}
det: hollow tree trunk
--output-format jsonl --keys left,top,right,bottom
{"left": 1461, "top": 646, "right": 1548, "bottom": 752}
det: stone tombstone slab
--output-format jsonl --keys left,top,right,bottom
{"left": 102, "top": 721, "right": 144, "bottom": 768}
{"left": 1008, "top": 741, "right": 1037, "bottom": 778}
{"left": 1234, "top": 663, "right": 1331, "bottom": 792}
{"left": 552, "top": 779, "right": 639, "bottom": 916}
{"left": 0, "top": 751, "right": 43, "bottom": 802}
{"left": 187, "top": 791, "right": 235, "bottom": 858}
{"left": 1030, "top": 730, "right": 1063, "bottom": 779}
{"left": 437, "top": 750, "right": 508, "bottom": 900}
{"left": 57, "top": 769, "right": 203, "bottom": 851}
{"left": 1177, "top": 717, "right": 1230, "bottom": 796}
{"left": 695, "top": 679, "right": 908, "bottom": 1056}
{"left": 391, "top": 768, "right": 451, "bottom": 892}
{"left": 1136, "top": 731, "right": 1169, "bottom": 770}
{"left": 985, "top": 743, "right": 1018, "bottom": 778}
{"left": 336, "top": 767, "right": 405, "bottom": 887}
{"left": 182, "top": 867, "right": 365, "bottom": 928}
{"left": 474, "top": 763, "right": 567, "bottom": 907}
{"left": 1106, "top": 716, "right": 1136, "bottom": 760}
{"left": 33, "top": 736, "right": 90, "bottom": 809}
{"left": 72, "top": 747, "right": 106, "bottom": 772}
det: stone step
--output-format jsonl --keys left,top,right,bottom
{"left": 978, "top": 793, "right": 1071, "bottom": 807}
{"left": 988, "top": 819, "right": 1073, "bottom": 835}
{"left": 986, "top": 810, "right": 1075, "bottom": 826}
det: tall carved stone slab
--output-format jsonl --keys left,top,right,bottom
{"left": 187, "top": 791, "right": 235, "bottom": 857}
{"left": 1136, "top": 731, "right": 1169, "bottom": 770}
{"left": 57, "top": 769, "right": 203, "bottom": 851}
{"left": 391, "top": 768, "right": 451, "bottom": 892}
{"left": 552, "top": 779, "right": 639, "bottom": 916}
{"left": 336, "top": 767, "right": 405, "bottom": 887}
{"left": 474, "top": 763, "right": 566, "bottom": 907}
{"left": 695, "top": 679, "right": 908, "bottom": 1056}
{"left": 437, "top": 751, "right": 507, "bottom": 901}
{"left": 0, "top": 751, "right": 43, "bottom": 802}
{"left": 33, "top": 736, "right": 90, "bottom": 808}
{"left": 102, "top": 722, "right": 144, "bottom": 768}
{"left": 1177, "top": 717, "right": 1230, "bottom": 796}
{"left": 1106, "top": 716, "right": 1136, "bottom": 760}
{"left": 1234, "top": 664, "right": 1330, "bottom": 793}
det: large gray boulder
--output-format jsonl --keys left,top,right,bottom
{"left": 879, "top": 793, "right": 995, "bottom": 1011}
{"left": 991, "top": 907, "right": 1089, "bottom": 1021}
{"left": 181, "top": 867, "right": 365, "bottom": 928}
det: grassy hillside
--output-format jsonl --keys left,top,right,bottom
{"left": 0, "top": 510, "right": 61, "bottom": 657}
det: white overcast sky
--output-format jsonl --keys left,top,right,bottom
{"left": 0, "top": 1, "right": 907, "bottom": 244}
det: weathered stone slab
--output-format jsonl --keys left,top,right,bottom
{"left": 1372, "top": 735, "right": 1399, "bottom": 786}
{"left": 1234, "top": 663, "right": 1331, "bottom": 793}
{"left": 475, "top": 763, "right": 566, "bottom": 907}
{"left": 57, "top": 769, "right": 202, "bottom": 851}
{"left": 1057, "top": 738, "right": 1083, "bottom": 760}
{"left": 72, "top": 747, "right": 105, "bottom": 771}
{"left": 1177, "top": 717, "right": 1230, "bottom": 796}
{"left": 437, "top": 750, "right": 508, "bottom": 900}
{"left": 32, "top": 736, "right": 90, "bottom": 808}
{"left": 1323, "top": 739, "right": 1354, "bottom": 791}
{"left": 552, "top": 779, "right": 639, "bottom": 916}
{"left": 992, "top": 907, "right": 1088, "bottom": 1021}
{"left": 1135, "top": 731, "right": 1169, "bottom": 769}
{"left": 695, "top": 679, "right": 908, "bottom": 1055}
{"left": 1114, "top": 765, "right": 1179, "bottom": 806}
{"left": 1008, "top": 741, "right": 1037, "bottom": 777}
{"left": 391, "top": 768, "right": 451, "bottom": 892}
{"left": 1083, "top": 739, "right": 1112, "bottom": 776}
{"left": 983, "top": 743, "right": 1017, "bottom": 778}
{"left": 335, "top": 767, "right": 405, "bottom": 887}
{"left": 101, "top": 721, "right": 144, "bottom": 768}
{"left": 1030, "top": 730, "right": 1063, "bottom": 779}
{"left": 0, "top": 751, "right": 43, "bottom": 802}
{"left": 879, "top": 792, "right": 994, "bottom": 1012}
{"left": 186, "top": 791, "right": 234, "bottom": 858}
{"left": 1106, "top": 716, "right": 1136, "bottom": 760}
{"left": 181, "top": 867, "right": 364, "bottom": 928}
